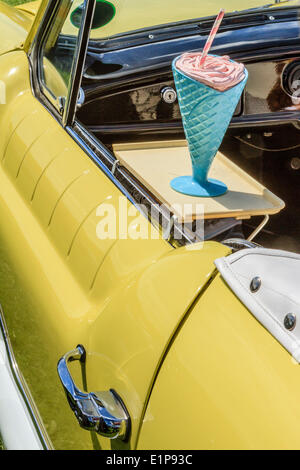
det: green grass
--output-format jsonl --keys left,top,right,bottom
{"left": 2, "top": 0, "right": 36, "bottom": 6}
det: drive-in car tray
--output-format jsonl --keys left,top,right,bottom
{"left": 113, "top": 140, "right": 285, "bottom": 223}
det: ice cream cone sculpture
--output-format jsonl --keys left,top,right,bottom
{"left": 171, "top": 10, "right": 248, "bottom": 197}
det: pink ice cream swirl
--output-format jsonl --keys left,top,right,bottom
{"left": 175, "top": 53, "right": 245, "bottom": 92}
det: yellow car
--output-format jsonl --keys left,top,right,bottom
{"left": 0, "top": 0, "right": 300, "bottom": 451}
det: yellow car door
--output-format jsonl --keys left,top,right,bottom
{"left": 0, "top": 0, "right": 231, "bottom": 449}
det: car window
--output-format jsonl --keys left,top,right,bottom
{"left": 39, "top": 0, "right": 82, "bottom": 102}
{"left": 64, "top": 0, "right": 299, "bottom": 40}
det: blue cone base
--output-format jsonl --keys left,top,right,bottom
{"left": 170, "top": 176, "right": 228, "bottom": 197}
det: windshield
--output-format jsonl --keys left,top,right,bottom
{"left": 61, "top": 0, "right": 300, "bottom": 39}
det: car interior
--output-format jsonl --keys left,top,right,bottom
{"left": 49, "top": 2, "right": 300, "bottom": 251}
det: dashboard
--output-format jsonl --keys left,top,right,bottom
{"left": 76, "top": 7, "right": 300, "bottom": 148}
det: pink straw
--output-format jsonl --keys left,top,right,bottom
{"left": 200, "top": 9, "right": 225, "bottom": 66}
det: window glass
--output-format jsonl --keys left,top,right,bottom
{"left": 39, "top": 0, "right": 82, "bottom": 101}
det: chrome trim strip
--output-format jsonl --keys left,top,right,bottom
{"left": 67, "top": 125, "right": 137, "bottom": 206}
{"left": 86, "top": 112, "right": 300, "bottom": 138}
{"left": 231, "top": 111, "right": 300, "bottom": 128}
{"left": 68, "top": 122, "right": 199, "bottom": 246}
{"left": 0, "top": 305, "right": 52, "bottom": 450}
{"left": 222, "top": 238, "right": 260, "bottom": 251}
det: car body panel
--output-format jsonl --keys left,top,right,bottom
{"left": 0, "top": 49, "right": 230, "bottom": 448}
{"left": 61, "top": 0, "right": 298, "bottom": 39}
{"left": 7, "top": 0, "right": 300, "bottom": 52}
{"left": 0, "top": 1, "right": 33, "bottom": 54}
{"left": 16, "top": 0, "right": 42, "bottom": 18}
{"left": 85, "top": 240, "right": 230, "bottom": 449}
{"left": 138, "top": 274, "right": 300, "bottom": 450}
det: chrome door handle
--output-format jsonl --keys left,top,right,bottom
{"left": 57, "top": 345, "right": 130, "bottom": 440}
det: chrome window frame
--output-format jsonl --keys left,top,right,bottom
{"left": 28, "top": 0, "right": 96, "bottom": 127}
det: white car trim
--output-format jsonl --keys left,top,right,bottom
{"left": 215, "top": 248, "right": 300, "bottom": 363}
{"left": 0, "top": 306, "right": 51, "bottom": 450}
